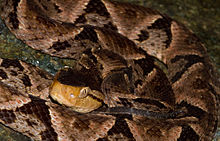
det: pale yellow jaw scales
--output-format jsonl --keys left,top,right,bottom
{"left": 49, "top": 80, "right": 104, "bottom": 113}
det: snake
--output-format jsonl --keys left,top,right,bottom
{"left": 0, "top": 0, "right": 219, "bottom": 140}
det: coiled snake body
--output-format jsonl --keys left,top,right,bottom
{"left": 0, "top": 0, "right": 219, "bottom": 140}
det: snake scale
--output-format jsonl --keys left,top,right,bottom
{"left": 0, "top": 0, "right": 220, "bottom": 140}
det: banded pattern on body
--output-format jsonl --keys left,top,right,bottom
{"left": 0, "top": 0, "right": 219, "bottom": 140}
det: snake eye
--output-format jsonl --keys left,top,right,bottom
{"left": 79, "top": 87, "right": 90, "bottom": 98}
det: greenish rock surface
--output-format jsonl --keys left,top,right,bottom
{"left": 0, "top": 0, "right": 219, "bottom": 140}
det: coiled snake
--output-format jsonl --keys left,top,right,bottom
{"left": 0, "top": 0, "right": 219, "bottom": 140}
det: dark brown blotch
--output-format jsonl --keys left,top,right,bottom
{"left": 1, "top": 59, "right": 24, "bottom": 71}
{"left": 134, "top": 79, "right": 143, "bottom": 87}
{"left": 8, "top": 12, "right": 19, "bottom": 29}
{"left": 192, "top": 78, "right": 207, "bottom": 89}
{"left": 177, "top": 102, "right": 206, "bottom": 120}
{"left": 136, "top": 30, "right": 149, "bottom": 42}
{"left": 51, "top": 40, "right": 71, "bottom": 52}
{"left": 85, "top": 0, "right": 110, "bottom": 17}
{"left": 148, "top": 17, "right": 172, "bottom": 48}
{"left": 74, "top": 14, "right": 87, "bottom": 25}
{"left": 40, "top": 130, "right": 57, "bottom": 141}
{"left": 107, "top": 114, "right": 134, "bottom": 139}
{"left": 57, "top": 68, "right": 86, "bottom": 87}
{"left": 10, "top": 70, "right": 18, "bottom": 76}
{"left": 8, "top": 0, "right": 21, "bottom": 29}
{"left": 170, "top": 55, "right": 204, "bottom": 83}
{"left": 21, "top": 74, "right": 32, "bottom": 87}
{"left": 0, "top": 69, "right": 8, "bottom": 79}
{"left": 133, "top": 56, "right": 155, "bottom": 76}
{"left": 74, "top": 26, "right": 98, "bottom": 43}
{"left": 178, "top": 125, "right": 199, "bottom": 141}
{"left": 0, "top": 109, "right": 17, "bottom": 124}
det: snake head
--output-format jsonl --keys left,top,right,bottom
{"left": 49, "top": 68, "right": 104, "bottom": 113}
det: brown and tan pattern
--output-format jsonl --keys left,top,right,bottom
{"left": 0, "top": 0, "right": 219, "bottom": 140}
